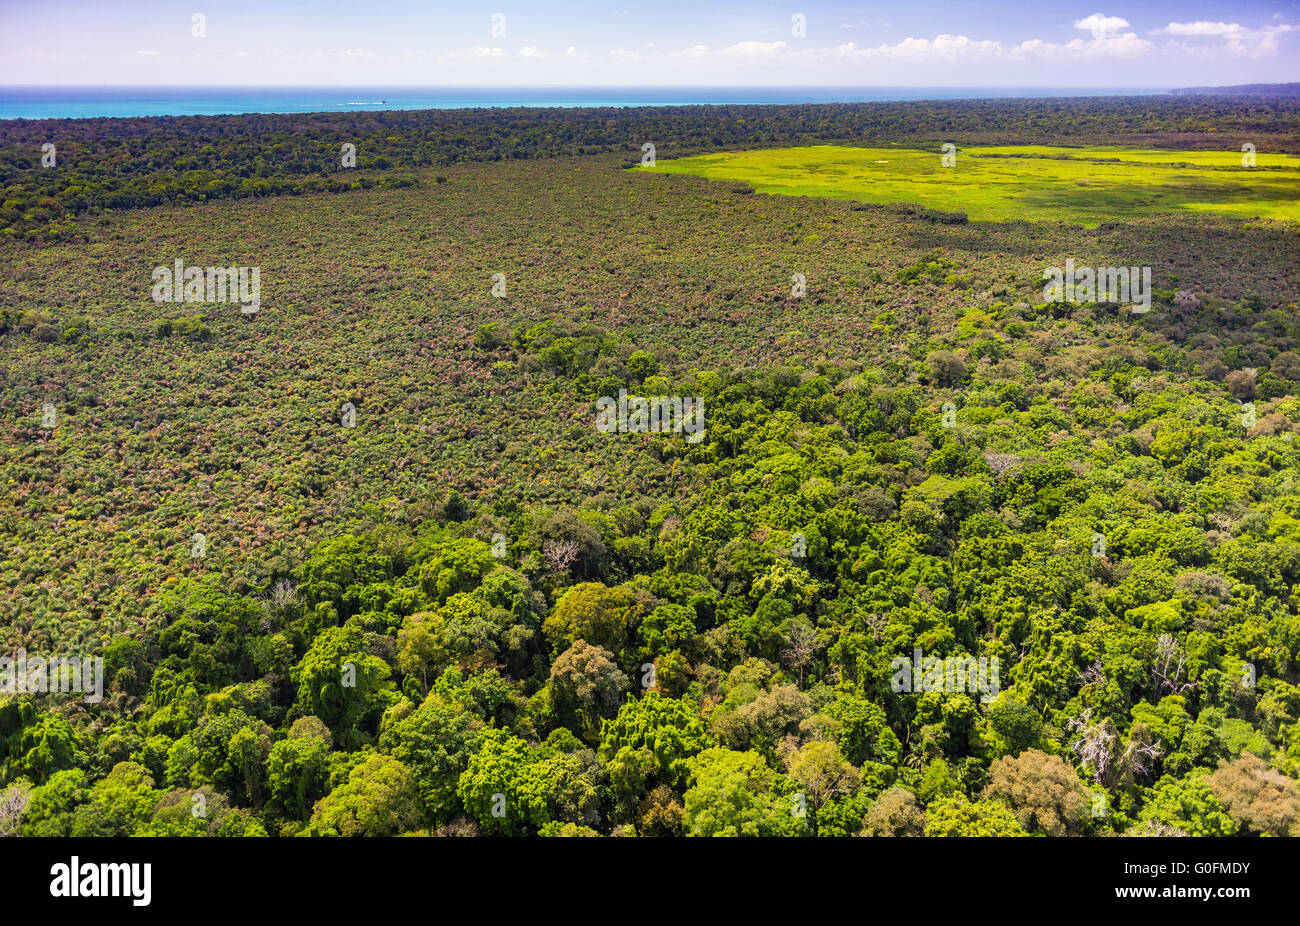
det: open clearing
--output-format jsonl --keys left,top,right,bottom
{"left": 640, "top": 144, "right": 1300, "bottom": 226}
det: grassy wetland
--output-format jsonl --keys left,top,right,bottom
{"left": 642, "top": 144, "right": 1300, "bottom": 225}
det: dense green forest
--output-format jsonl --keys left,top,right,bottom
{"left": 1, "top": 97, "right": 1299, "bottom": 838}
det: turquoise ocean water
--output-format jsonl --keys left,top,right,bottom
{"left": 0, "top": 86, "right": 1169, "bottom": 120}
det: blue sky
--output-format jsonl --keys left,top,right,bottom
{"left": 2, "top": 0, "right": 1298, "bottom": 86}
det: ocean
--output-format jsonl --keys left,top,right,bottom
{"left": 0, "top": 85, "right": 1171, "bottom": 120}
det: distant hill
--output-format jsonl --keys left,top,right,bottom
{"left": 1169, "top": 82, "right": 1300, "bottom": 98}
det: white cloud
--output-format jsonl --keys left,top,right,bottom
{"left": 518, "top": 46, "right": 584, "bottom": 60}
{"left": 832, "top": 35, "right": 1004, "bottom": 60}
{"left": 1158, "top": 21, "right": 1243, "bottom": 36}
{"left": 655, "top": 40, "right": 787, "bottom": 60}
{"left": 416, "top": 15, "right": 1261, "bottom": 77}
{"left": 721, "top": 40, "right": 787, "bottom": 56}
{"left": 134, "top": 50, "right": 161, "bottom": 56}
{"left": 830, "top": 30, "right": 1149, "bottom": 62}
{"left": 1074, "top": 13, "right": 1130, "bottom": 38}
{"left": 1155, "top": 21, "right": 1295, "bottom": 57}
{"left": 925, "top": 34, "right": 1004, "bottom": 57}
{"left": 439, "top": 46, "right": 507, "bottom": 61}
{"left": 1226, "top": 30, "right": 1286, "bottom": 57}
{"left": 1034, "top": 32, "right": 1152, "bottom": 58}
{"left": 312, "top": 48, "right": 375, "bottom": 58}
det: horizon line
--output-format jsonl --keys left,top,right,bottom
{"left": 0, "top": 83, "right": 1185, "bottom": 90}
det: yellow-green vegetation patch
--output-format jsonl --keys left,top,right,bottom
{"left": 639, "top": 144, "right": 1300, "bottom": 226}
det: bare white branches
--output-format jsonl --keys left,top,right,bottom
{"left": 1067, "top": 709, "right": 1162, "bottom": 789}
{"left": 1153, "top": 634, "right": 1195, "bottom": 695}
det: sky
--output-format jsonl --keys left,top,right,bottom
{"left": 1, "top": 0, "right": 1298, "bottom": 87}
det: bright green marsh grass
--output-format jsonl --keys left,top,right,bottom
{"left": 640, "top": 144, "right": 1300, "bottom": 226}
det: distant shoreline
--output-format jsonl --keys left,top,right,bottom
{"left": 1167, "top": 81, "right": 1300, "bottom": 98}
{"left": 0, "top": 85, "right": 1174, "bottom": 121}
